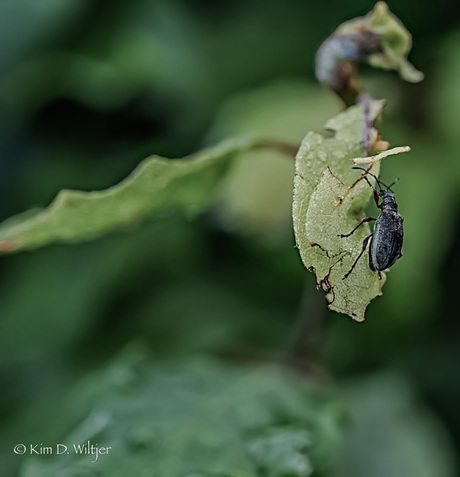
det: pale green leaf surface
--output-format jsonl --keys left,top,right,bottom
{"left": 0, "top": 137, "right": 260, "bottom": 253}
{"left": 293, "top": 100, "right": 409, "bottom": 320}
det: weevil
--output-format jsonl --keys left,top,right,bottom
{"left": 339, "top": 167, "right": 404, "bottom": 279}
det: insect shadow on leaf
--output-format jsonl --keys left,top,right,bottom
{"left": 339, "top": 167, "right": 404, "bottom": 279}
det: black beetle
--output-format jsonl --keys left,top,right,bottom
{"left": 340, "top": 167, "right": 404, "bottom": 279}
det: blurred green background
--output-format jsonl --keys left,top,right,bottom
{"left": 1, "top": 0, "right": 460, "bottom": 475}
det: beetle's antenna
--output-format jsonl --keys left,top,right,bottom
{"left": 352, "top": 166, "right": 380, "bottom": 192}
{"left": 385, "top": 177, "right": 399, "bottom": 191}
{"left": 352, "top": 166, "right": 396, "bottom": 192}
{"left": 362, "top": 173, "right": 378, "bottom": 194}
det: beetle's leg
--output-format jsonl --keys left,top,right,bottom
{"left": 343, "top": 233, "right": 373, "bottom": 279}
{"left": 338, "top": 217, "right": 376, "bottom": 238}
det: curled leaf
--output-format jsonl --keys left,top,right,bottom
{"left": 293, "top": 100, "right": 409, "bottom": 320}
{"left": 316, "top": 1, "right": 423, "bottom": 104}
{"left": 367, "top": 2, "right": 424, "bottom": 83}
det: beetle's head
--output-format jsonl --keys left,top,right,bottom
{"left": 379, "top": 189, "right": 398, "bottom": 211}
{"left": 379, "top": 189, "right": 394, "bottom": 198}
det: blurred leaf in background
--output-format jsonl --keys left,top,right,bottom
{"left": 18, "top": 347, "right": 343, "bottom": 477}
{"left": 0, "top": 136, "right": 261, "bottom": 251}
{"left": 206, "top": 80, "right": 339, "bottom": 238}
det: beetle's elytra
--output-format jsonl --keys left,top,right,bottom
{"left": 369, "top": 190, "right": 403, "bottom": 271}
{"left": 340, "top": 168, "right": 404, "bottom": 279}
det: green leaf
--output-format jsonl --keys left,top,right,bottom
{"left": 0, "top": 137, "right": 261, "bottom": 253}
{"left": 293, "top": 100, "right": 409, "bottom": 320}
{"left": 19, "top": 348, "right": 343, "bottom": 477}
{"left": 367, "top": 2, "right": 424, "bottom": 82}
{"left": 316, "top": 1, "right": 423, "bottom": 103}
{"left": 339, "top": 2, "right": 423, "bottom": 83}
